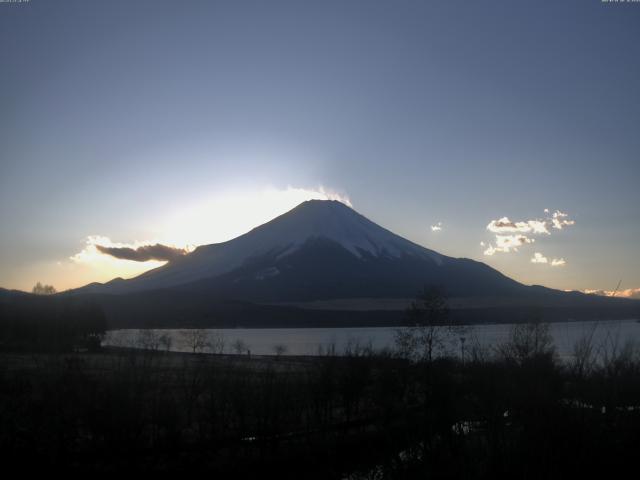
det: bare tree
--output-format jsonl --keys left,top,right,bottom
{"left": 136, "top": 329, "right": 162, "bottom": 351}
{"left": 394, "top": 326, "right": 419, "bottom": 359}
{"left": 496, "top": 320, "right": 555, "bottom": 365}
{"left": 465, "top": 332, "right": 489, "bottom": 364}
{"left": 571, "top": 323, "right": 599, "bottom": 378}
{"left": 180, "top": 329, "right": 210, "bottom": 353}
{"left": 232, "top": 338, "right": 248, "bottom": 355}
{"left": 273, "top": 344, "right": 288, "bottom": 357}
{"left": 394, "top": 286, "right": 460, "bottom": 362}
{"left": 599, "top": 329, "right": 638, "bottom": 378}
{"left": 32, "top": 282, "right": 56, "bottom": 295}
{"left": 159, "top": 332, "right": 173, "bottom": 352}
{"left": 206, "top": 330, "right": 225, "bottom": 354}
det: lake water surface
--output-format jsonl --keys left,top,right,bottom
{"left": 104, "top": 319, "right": 640, "bottom": 360}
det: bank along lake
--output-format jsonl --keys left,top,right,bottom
{"left": 104, "top": 319, "right": 640, "bottom": 360}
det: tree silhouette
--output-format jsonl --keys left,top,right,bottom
{"left": 395, "top": 286, "right": 458, "bottom": 362}
{"left": 32, "top": 282, "right": 56, "bottom": 295}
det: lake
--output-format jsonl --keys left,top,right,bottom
{"left": 103, "top": 319, "right": 640, "bottom": 360}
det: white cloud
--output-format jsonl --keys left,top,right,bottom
{"left": 551, "top": 210, "right": 575, "bottom": 230}
{"left": 483, "top": 209, "right": 575, "bottom": 257}
{"left": 616, "top": 287, "right": 639, "bottom": 299}
{"left": 496, "top": 234, "right": 534, "bottom": 250}
{"left": 531, "top": 252, "right": 566, "bottom": 266}
{"left": 311, "top": 186, "right": 353, "bottom": 207}
{"left": 430, "top": 222, "right": 442, "bottom": 232}
{"left": 483, "top": 244, "right": 496, "bottom": 256}
{"left": 584, "top": 287, "right": 640, "bottom": 299}
{"left": 484, "top": 234, "right": 534, "bottom": 255}
{"left": 487, "top": 217, "right": 550, "bottom": 235}
{"left": 527, "top": 220, "right": 551, "bottom": 234}
{"left": 531, "top": 252, "right": 548, "bottom": 264}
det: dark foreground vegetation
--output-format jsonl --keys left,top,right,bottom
{"left": 0, "top": 292, "right": 106, "bottom": 352}
{"left": 0, "top": 332, "right": 639, "bottom": 477}
{"left": 1, "top": 289, "right": 639, "bottom": 477}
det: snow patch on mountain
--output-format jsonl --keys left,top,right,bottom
{"left": 255, "top": 267, "right": 280, "bottom": 280}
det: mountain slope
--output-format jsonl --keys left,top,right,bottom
{"left": 176, "top": 236, "right": 525, "bottom": 302}
{"left": 76, "top": 200, "right": 523, "bottom": 299}
{"left": 68, "top": 200, "right": 639, "bottom": 327}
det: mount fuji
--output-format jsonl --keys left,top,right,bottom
{"left": 71, "top": 200, "right": 638, "bottom": 327}
{"left": 78, "top": 200, "right": 521, "bottom": 298}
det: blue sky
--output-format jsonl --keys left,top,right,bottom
{"left": 1, "top": 0, "right": 639, "bottom": 294}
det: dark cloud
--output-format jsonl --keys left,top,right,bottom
{"left": 96, "top": 243, "right": 187, "bottom": 262}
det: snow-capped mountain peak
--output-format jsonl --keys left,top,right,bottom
{"left": 230, "top": 200, "right": 442, "bottom": 260}
{"left": 83, "top": 200, "right": 444, "bottom": 294}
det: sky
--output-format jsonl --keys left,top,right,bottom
{"left": 1, "top": 0, "right": 639, "bottom": 296}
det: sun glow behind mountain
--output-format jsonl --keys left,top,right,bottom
{"left": 62, "top": 186, "right": 352, "bottom": 290}
{"left": 157, "top": 186, "right": 352, "bottom": 248}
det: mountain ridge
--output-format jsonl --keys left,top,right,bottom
{"left": 63, "top": 200, "right": 639, "bottom": 326}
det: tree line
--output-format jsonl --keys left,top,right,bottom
{"left": 0, "top": 290, "right": 107, "bottom": 352}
